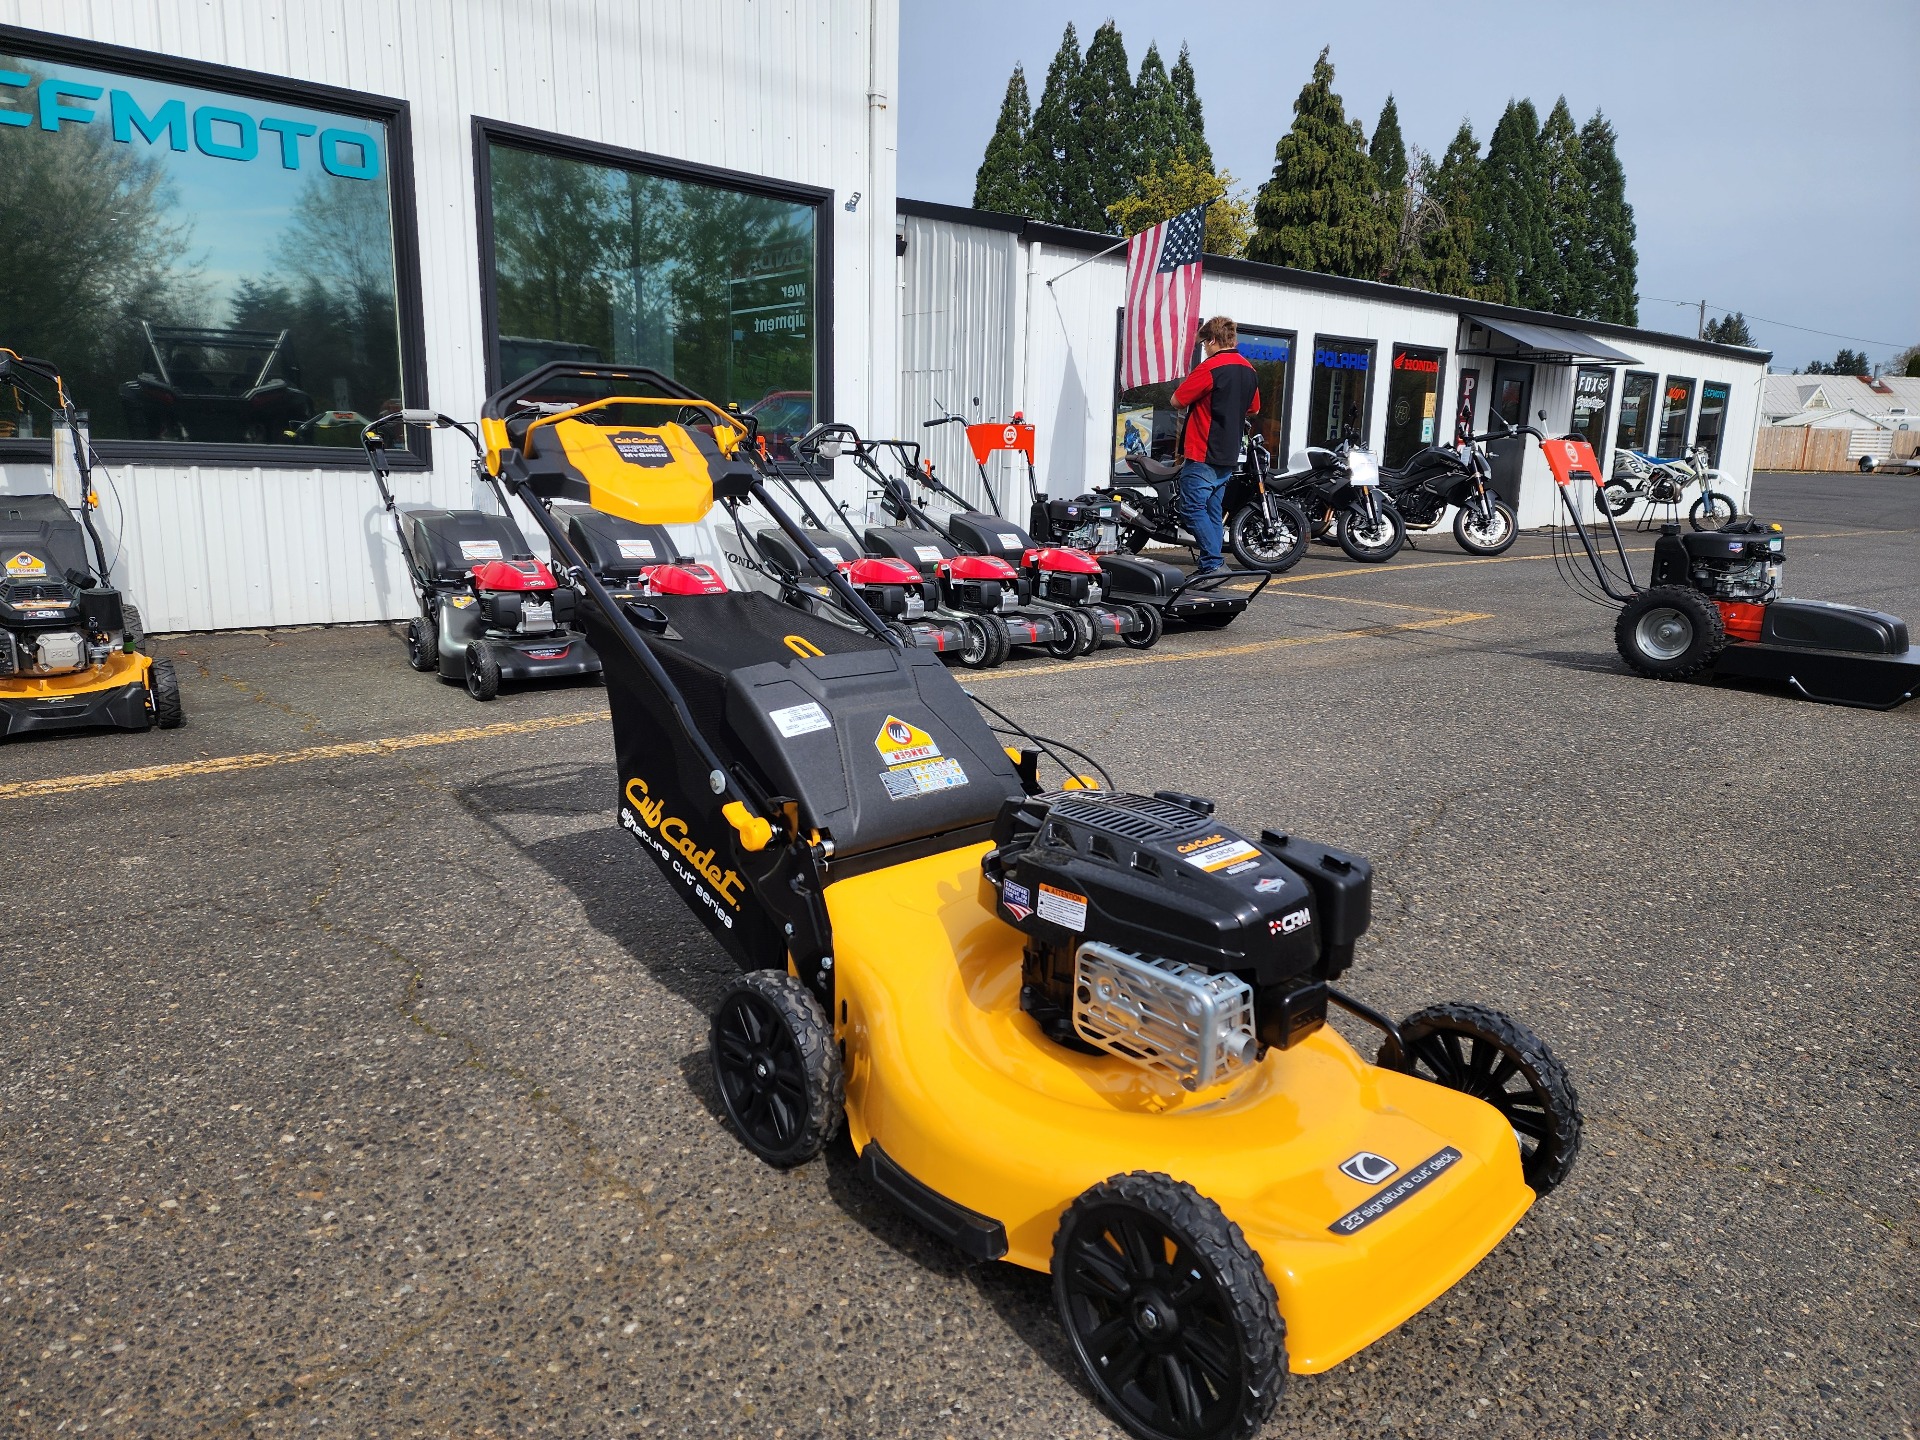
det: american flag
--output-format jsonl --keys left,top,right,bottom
{"left": 1120, "top": 204, "right": 1207, "bottom": 390}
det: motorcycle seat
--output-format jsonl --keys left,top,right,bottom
{"left": 1127, "top": 457, "right": 1181, "bottom": 481}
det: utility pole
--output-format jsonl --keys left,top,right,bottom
{"left": 1698, "top": 299, "right": 1706, "bottom": 340}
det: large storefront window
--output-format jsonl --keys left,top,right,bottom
{"left": 1695, "top": 380, "right": 1731, "bottom": 465}
{"left": 1307, "top": 338, "right": 1374, "bottom": 449}
{"left": 1383, "top": 345, "right": 1444, "bottom": 467}
{"left": 0, "top": 46, "right": 406, "bottom": 449}
{"left": 1571, "top": 367, "right": 1614, "bottom": 456}
{"left": 1616, "top": 371, "right": 1657, "bottom": 453}
{"left": 1112, "top": 329, "right": 1291, "bottom": 473}
{"left": 482, "top": 137, "right": 820, "bottom": 458}
{"left": 1658, "top": 376, "right": 1695, "bottom": 457}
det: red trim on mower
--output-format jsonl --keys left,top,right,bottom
{"left": 471, "top": 558, "right": 557, "bottom": 591}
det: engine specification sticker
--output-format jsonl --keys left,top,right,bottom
{"left": 818, "top": 545, "right": 845, "bottom": 563}
{"left": 1036, "top": 882, "right": 1088, "bottom": 932}
{"left": 459, "top": 540, "right": 503, "bottom": 561}
{"left": 610, "top": 432, "right": 673, "bottom": 466}
{"left": 1177, "top": 834, "right": 1264, "bottom": 873}
{"left": 617, "top": 538, "right": 657, "bottom": 560}
{"left": 874, "top": 715, "right": 941, "bottom": 766}
{"left": 770, "top": 701, "right": 832, "bottom": 737}
{"left": 1327, "top": 1147, "right": 1462, "bottom": 1235}
{"left": 996, "top": 533, "right": 1024, "bottom": 552}
{"left": 881, "top": 757, "right": 969, "bottom": 800}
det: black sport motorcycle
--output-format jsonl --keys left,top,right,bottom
{"left": 1105, "top": 429, "right": 1310, "bottom": 572}
{"left": 1269, "top": 439, "right": 1405, "bottom": 563}
{"left": 1377, "top": 430, "right": 1519, "bottom": 556}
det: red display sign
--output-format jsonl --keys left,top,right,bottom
{"left": 1393, "top": 353, "right": 1440, "bottom": 373}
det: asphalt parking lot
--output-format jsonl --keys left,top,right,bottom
{"left": 3, "top": 471, "right": 1915, "bottom": 1439}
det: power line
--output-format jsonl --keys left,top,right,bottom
{"left": 1642, "top": 297, "right": 1910, "bottom": 352}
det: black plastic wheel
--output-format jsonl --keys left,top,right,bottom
{"left": 1453, "top": 498, "right": 1518, "bottom": 556}
{"left": 1688, "top": 491, "right": 1737, "bottom": 530}
{"left": 1053, "top": 1172, "right": 1285, "bottom": 1440}
{"left": 121, "top": 602, "right": 145, "bottom": 654}
{"left": 1337, "top": 501, "right": 1405, "bottom": 562}
{"left": 406, "top": 614, "right": 439, "bottom": 672}
{"left": 1614, "top": 585, "right": 1726, "bottom": 680}
{"left": 1382, "top": 1002, "right": 1583, "bottom": 1195}
{"left": 1122, "top": 602, "right": 1163, "bottom": 650}
{"left": 464, "top": 642, "right": 501, "bottom": 701}
{"left": 1227, "top": 498, "right": 1308, "bottom": 572}
{"left": 147, "top": 656, "right": 184, "bottom": 729}
{"left": 1071, "top": 607, "right": 1101, "bottom": 655}
{"left": 1042, "top": 612, "right": 1082, "bottom": 659}
{"left": 978, "top": 611, "right": 1012, "bottom": 666}
{"left": 953, "top": 615, "right": 996, "bottom": 669}
{"left": 709, "top": 969, "right": 842, "bottom": 1167}
{"left": 1600, "top": 480, "right": 1635, "bottom": 516}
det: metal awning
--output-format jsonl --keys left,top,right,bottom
{"left": 1462, "top": 315, "right": 1639, "bottom": 365}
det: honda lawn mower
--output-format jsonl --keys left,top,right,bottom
{"left": 553, "top": 503, "right": 728, "bottom": 601}
{"left": 1530, "top": 419, "right": 1919, "bottom": 708}
{"left": 0, "top": 351, "right": 182, "bottom": 740}
{"left": 360, "top": 411, "right": 598, "bottom": 700}
{"left": 476, "top": 362, "right": 1584, "bottom": 1440}
{"left": 935, "top": 409, "right": 1260, "bottom": 627}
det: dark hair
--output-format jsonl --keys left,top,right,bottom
{"left": 1198, "top": 316, "right": 1238, "bottom": 348}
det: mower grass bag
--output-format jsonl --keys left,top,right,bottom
{"left": 480, "top": 364, "right": 1583, "bottom": 1440}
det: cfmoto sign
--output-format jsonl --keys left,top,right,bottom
{"left": 0, "top": 71, "right": 380, "bottom": 179}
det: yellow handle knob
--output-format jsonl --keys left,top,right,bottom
{"left": 722, "top": 801, "right": 773, "bottom": 852}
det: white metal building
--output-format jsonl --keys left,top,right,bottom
{"left": 0, "top": 2, "right": 899, "bottom": 632}
{"left": 897, "top": 202, "right": 1772, "bottom": 531}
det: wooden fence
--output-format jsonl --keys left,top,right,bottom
{"left": 1754, "top": 427, "right": 1854, "bottom": 472}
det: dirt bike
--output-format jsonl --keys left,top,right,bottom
{"left": 1604, "top": 444, "right": 1736, "bottom": 530}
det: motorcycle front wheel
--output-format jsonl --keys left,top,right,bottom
{"left": 1453, "top": 497, "right": 1518, "bottom": 556}
{"left": 1228, "top": 498, "right": 1309, "bottom": 572}
{"left": 1689, "top": 491, "right": 1737, "bottom": 530}
{"left": 1337, "top": 502, "right": 1405, "bottom": 563}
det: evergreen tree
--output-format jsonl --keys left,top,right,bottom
{"left": 1421, "top": 120, "right": 1482, "bottom": 299}
{"left": 1578, "top": 110, "right": 1637, "bottom": 324}
{"left": 1029, "top": 24, "right": 1085, "bottom": 229}
{"left": 1247, "top": 48, "right": 1393, "bottom": 279}
{"left": 1169, "top": 44, "right": 1213, "bottom": 172}
{"left": 1897, "top": 342, "right": 1920, "bottom": 378}
{"left": 1069, "top": 20, "right": 1136, "bottom": 232}
{"left": 973, "top": 65, "right": 1041, "bottom": 216}
{"left": 1479, "top": 99, "right": 1548, "bottom": 308}
{"left": 1131, "top": 44, "right": 1187, "bottom": 173}
{"left": 1370, "top": 94, "right": 1408, "bottom": 194}
{"left": 1537, "top": 97, "right": 1583, "bottom": 313}
{"left": 1702, "top": 311, "right": 1755, "bottom": 346}
{"left": 1107, "top": 155, "right": 1252, "bottom": 258}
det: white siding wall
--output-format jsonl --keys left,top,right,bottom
{"left": 897, "top": 213, "right": 1768, "bottom": 531}
{"left": 0, "top": 0, "right": 899, "bottom": 631}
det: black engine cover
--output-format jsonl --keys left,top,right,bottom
{"left": 863, "top": 525, "right": 958, "bottom": 577}
{"left": 1761, "top": 598, "right": 1908, "bottom": 655}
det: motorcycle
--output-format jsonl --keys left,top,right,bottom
{"left": 1269, "top": 436, "right": 1406, "bottom": 563}
{"left": 1604, "top": 444, "right": 1737, "bottom": 530}
{"left": 1107, "top": 427, "right": 1310, "bottom": 572}
{"left": 1376, "top": 429, "right": 1519, "bottom": 557}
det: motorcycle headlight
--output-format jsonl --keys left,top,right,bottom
{"left": 1346, "top": 450, "right": 1379, "bottom": 486}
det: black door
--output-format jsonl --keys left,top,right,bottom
{"left": 1487, "top": 360, "right": 1534, "bottom": 505}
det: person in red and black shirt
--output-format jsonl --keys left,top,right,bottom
{"left": 1171, "top": 316, "right": 1260, "bottom": 573}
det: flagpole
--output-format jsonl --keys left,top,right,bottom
{"left": 1044, "top": 233, "right": 1131, "bottom": 288}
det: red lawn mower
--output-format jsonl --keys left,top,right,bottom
{"left": 1530, "top": 420, "right": 1918, "bottom": 709}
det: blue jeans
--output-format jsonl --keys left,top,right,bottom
{"left": 1178, "top": 460, "right": 1232, "bottom": 573}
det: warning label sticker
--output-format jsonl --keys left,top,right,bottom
{"left": 818, "top": 545, "right": 845, "bottom": 563}
{"left": 880, "top": 756, "right": 969, "bottom": 800}
{"left": 617, "top": 538, "right": 657, "bottom": 560}
{"left": 459, "top": 540, "right": 503, "bottom": 561}
{"left": 1036, "top": 883, "right": 1088, "bottom": 932}
{"left": 6, "top": 551, "right": 47, "bottom": 577}
{"left": 1177, "top": 835, "right": 1264, "bottom": 873}
{"left": 770, "top": 701, "right": 831, "bottom": 737}
{"left": 874, "top": 714, "right": 941, "bottom": 767}
{"left": 996, "top": 533, "right": 1023, "bottom": 552}
{"left": 914, "top": 545, "right": 943, "bottom": 563}
{"left": 611, "top": 432, "right": 673, "bottom": 466}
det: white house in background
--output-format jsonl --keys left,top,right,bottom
{"left": 1761, "top": 373, "right": 1920, "bottom": 463}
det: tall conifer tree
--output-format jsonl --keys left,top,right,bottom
{"left": 1478, "top": 99, "right": 1547, "bottom": 307}
{"left": 1169, "top": 43, "right": 1213, "bottom": 172}
{"left": 1537, "top": 97, "right": 1584, "bottom": 314}
{"left": 1247, "top": 48, "right": 1393, "bottom": 278}
{"left": 1422, "top": 120, "right": 1482, "bottom": 300}
{"left": 1578, "top": 110, "right": 1638, "bottom": 324}
{"left": 1370, "top": 94, "right": 1408, "bottom": 194}
{"left": 1069, "top": 21, "right": 1136, "bottom": 232}
{"left": 973, "top": 66, "right": 1041, "bottom": 216}
{"left": 1131, "top": 44, "right": 1186, "bottom": 173}
{"left": 1029, "top": 24, "right": 1085, "bottom": 229}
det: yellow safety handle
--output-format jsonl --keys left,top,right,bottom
{"left": 722, "top": 801, "right": 774, "bottom": 852}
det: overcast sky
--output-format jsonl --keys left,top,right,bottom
{"left": 898, "top": 0, "right": 1919, "bottom": 372}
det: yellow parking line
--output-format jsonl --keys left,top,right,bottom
{"left": 1274, "top": 589, "right": 1481, "bottom": 615}
{"left": 965, "top": 610, "right": 1493, "bottom": 683}
{"left": 0, "top": 711, "right": 603, "bottom": 801}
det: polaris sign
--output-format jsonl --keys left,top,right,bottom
{"left": 0, "top": 71, "right": 380, "bottom": 179}
{"left": 1314, "top": 348, "right": 1369, "bottom": 370}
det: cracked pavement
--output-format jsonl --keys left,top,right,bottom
{"left": 1, "top": 472, "right": 1915, "bottom": 1438}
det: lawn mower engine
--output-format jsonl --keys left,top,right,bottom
{"left": 0, "top": 573, "right": 126, "bottom": 678}
{"left": 840, "top": 556, "right": 928, "bottom": 621}
{"left": 982, "top": 789, "right": 1372, "bottom": 1090}
{"left": 1650, "top": 520, "right": 1782, "bottom": 640}
{"left": 935, "top": 553, "right": 1028, "bottom": 612}
{"left": 468, "top": 558, "right": 576, "bottom": 637}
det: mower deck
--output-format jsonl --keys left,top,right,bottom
{"left": 1711, "top": 638, "right": 1920, "bottom": 709}
{"left": 823, "top": 843, "right": 1535, "bottom": 1374}
{"left": 0, "top": 651, "right": 153, "bottom": 738}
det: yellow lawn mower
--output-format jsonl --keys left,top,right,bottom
{"left": 0, "top": 352, "right": 181, "bottom": 740}
{"left": 480, "top": 364, "right": 1584, "bottom": 1440}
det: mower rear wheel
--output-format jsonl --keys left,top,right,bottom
{"left": 1042, "top": 614, "right": 1082, "bottom": 660}
{"left": 1122, "top": 602, "right": 1163, "bottom": 650}
{"left": 1383, "top": 1003, "right": 1583, "bottom": 1195}
{"left": 709, "top": 969, "right": 842, "bottom": 1167}
{"left": 1615, "top": 585, "right": 1725, "bottom": 680}
{"left": 955, "top": 614, "right": 1006, "bottom": 669}
{"left": 1053, "top": 1171, "right": 1285, "bottom": 1440}
{"left": 147, "top": 657, "right": 185, "bottom": 729}
{"left": 406, "top": 615, "right": 439, "bottom": 672}
{"left": 122, "top": 603, "right": 145, "bottom": 654}
{"left": 1071, "top": 608, "right": 1101, "bottom": 655}
{"left": 464, "top": 643, "right": 501, "bottom": 701}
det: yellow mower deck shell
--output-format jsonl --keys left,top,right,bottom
{"left": 825, "top": 842, "right": 1535, "bottom": 1375}
{"left": 0, "top": 649, "right": 150, "bottom": 700}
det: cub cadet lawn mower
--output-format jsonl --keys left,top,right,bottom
{"left": 476, "top": 363, "right": 1584, "bottom": 1440}
{"left": 360, "top": 411, "right": 599, "bottom": 699}
{"left": 0, "top": 351, "right": 182, "bottom": 740}
{"left": 1529, "top": 419, "right": 1919, "bottom": 708}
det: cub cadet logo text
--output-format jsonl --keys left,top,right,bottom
{"left": 1176, "top": 832, "right": 1227, "bottom": 855}
{"left": 621, "top": 777, "right": 744, "bottom": 923}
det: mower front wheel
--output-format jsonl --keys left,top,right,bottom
{"left": 406, "top": 615, "right": 439, "bottom": 672}
{"left": 709, "top": 969, "right": 843, "bottom": 1167}
{"left": 1122, "top": 602, "right": 1163, "bottom": 650}
{"left": 147, "top": 657, "right": 185, "bottom": 729}
{"left": 1382, "top": 1003, "right": 1583, "bottom": 1195}
{"left": 1615, "top": 585, "right": 1726, "bottom": 680}
{"left": 1053, "top": 1171, "right": 1286, "bottom": 1440}
{"left": 464, "top": 643, "right": 501, "bottom": 701}
{"left": 956, "top": 614, "right": 1009, "bottom": 669}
